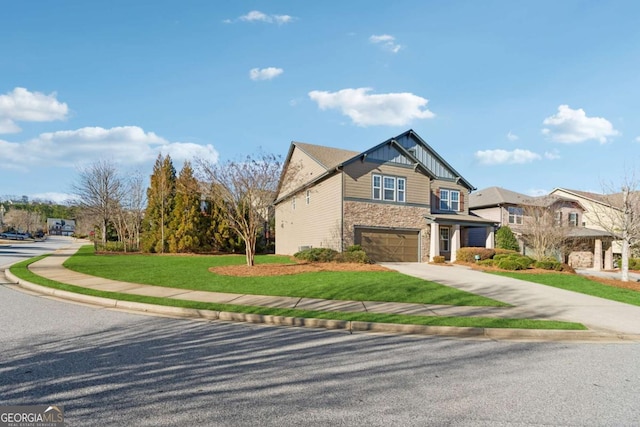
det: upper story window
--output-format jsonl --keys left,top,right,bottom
{"left": 554, "top": 211, "right": 562, "bottom": 227}
{"left": 372, "top": 174, "right": 406, "bottom": 203}
{"left": 568, "top": 212, "right": 579, "bottom": 227}
{"left": 508, "top": 206, "right": 523, "bottom": 225}
{"left": 440, "top": 189, "right": 460, "bottom": 211}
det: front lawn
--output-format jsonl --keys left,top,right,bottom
{"left": 493, "top": 271, "right": 640, "bottom": 307}
{"left": 63, "top": 245, "right": 507, "bottom": 306}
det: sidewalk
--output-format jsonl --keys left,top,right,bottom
{"left": 7, "top": 242, "right": 640, "bottom": 341}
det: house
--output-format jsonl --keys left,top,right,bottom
{"left": 469, "top": 187, "right": 615, "bottom": 269}
{"left": 47, "top": 218, "right": 76, "bottom": 236}
{"left": 273, "top": 130, "right": 497, "bottom": 262}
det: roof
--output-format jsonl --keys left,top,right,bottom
{"left": 469, "top": 187, "right": 533, "bottom": 208}
{"left": 292, "top": 142, "right": 358, "bottom": 170}
{"left": 553, "top": 187, "right": 628, "bottom": 209}
{"left": 426, "top": 212, "right": 498, "bottom": 226}
{"left": 566, "top": 227, "right": 616, "bottom": 239}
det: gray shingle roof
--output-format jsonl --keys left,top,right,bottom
{"left": 469, "top": 187, "right": 533, "bottom": 208}
{"left": 292, "top": 142, "right": 359, "bottom": 170}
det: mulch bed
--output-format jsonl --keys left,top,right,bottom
{"left": 209, "top": 262, "right": 390, "bottom": 277}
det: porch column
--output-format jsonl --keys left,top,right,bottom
{"left": 604, "top": 245, "right": 614, "bottom": 270}
{"left": 485, "top": 226, "right": 495, "bottom": 249}
{"left": 429, "top": 222, "right": 440, "bottom": 262}
{"left": 593, "top": 239, "right": 603, "bottom": 271}
{"left": 450, "top": 225, "right": 461, "bottom": 262}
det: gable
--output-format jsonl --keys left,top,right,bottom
{"left": 394, "top": 132, "right": 458, "bottom": 181}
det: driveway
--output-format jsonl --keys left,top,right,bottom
{"left": 382, "top": 263, "right": 640, "bottom": 336}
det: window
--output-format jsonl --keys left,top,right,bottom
{"left": 383, "top": 176, "right": 395, "bottom": 201}
{"left": 440, "top": 227, "right": 450, "bottom": 252}
{"left": 372, "top": 175, "right": 381, "bottom": 200}
{"left": 305, "top": 190, "right": 311, "bottom": 205}
{"left": 372, "top": 174, "right": 406, "bottom": 202}
{"left": 568, "top": 212, "right": 578, "bottom": 227}
{"left": 440, "top": 189, "right": 461, "bottom": 211}
{"left": 554, "top": 211, "right": 562, "bottom": 227}
{"left": 508, "top": 207, "right": 523, "bottom": 225}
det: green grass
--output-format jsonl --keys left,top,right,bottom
{"left": 493, "top": 271, "right": 640, "bottom": 307}
{"left": 62, "top": 245, "right": 507, "bottom": 307}
{"left": 9, "top": 257, "right": 586, "bottom": 330}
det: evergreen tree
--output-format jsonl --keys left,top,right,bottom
{"left": 168, "top": 161, "right": 205, "bottom": 253}
{"left": 495, "top": 226, "right": 520, "bottom": 252}
{"left": 142, "top": 154, "right": 176, "bottom": 253}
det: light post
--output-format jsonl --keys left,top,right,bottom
{"left": 0, "top": 204, "right": 5, "bottom": 230}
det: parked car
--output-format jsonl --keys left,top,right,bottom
{"left": 0, "top": 232, "right": 25, "bottom": 240}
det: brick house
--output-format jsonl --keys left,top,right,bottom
{"left": 273, "top": 130, "right": 496, "bottom": 262}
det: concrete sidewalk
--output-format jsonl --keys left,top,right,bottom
{"left": 382, "top": 262, "right": 640, "bottom": 336}
{"left": 7, "top": 242, "right": 640, "bottom": 341}
{"left": 24, "top": 245, "right": 527, "bottom": 320}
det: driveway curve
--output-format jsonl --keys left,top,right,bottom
{"left": 382, "top": 263, "right": 640, "bottom": 336}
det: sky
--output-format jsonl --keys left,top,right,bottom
{"left": 1, "top": 0, "right": 639, "bottom": 203}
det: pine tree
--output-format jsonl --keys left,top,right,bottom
{"left": 141, "top": 154, "right": 176, "bottom": 253}
{"left": 168, "top": 161, "right": 205, "bottom": 253}
{"left": 495, "top": 226, "right": 520, "bottom": 252}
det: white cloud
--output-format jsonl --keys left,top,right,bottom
{"left": 507, "top": 131, "right": 519, "bottom": 141}
{"left": 369, "top": 34, "right": 402, "bottom": 53}
{"left": 31, "top": 192, "right": 80, "bottom": 204}
{"left": 475, "top": 149, "right": 541, "bottom": 165}
{"left": 635, "top": 136, "right": 640, "bottom": 143}
{"left": 0, "top": 126, "right": 218, "bottom": 171}
{"left": 527, "top": 189, "right": 548, "bottom": 197}
{"left": 249, "top": 67, "right": 284, "bottom": 81}
{"left": 308, "top": 88, "right": 434, "bottom": 127}
{"left": 544, "top": 149, "right": 561, "bottom": 160}
{"left": 0, "top": 87, "right": 69, "bottom": 133}
{"left": 542, "top": 105, "right": 619, "bottom": 144}
{"left": 236, "top": 10, "right": 294, "bottom": 24}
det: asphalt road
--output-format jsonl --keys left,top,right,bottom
{"left": 0, "top": 236, "right": 74, "bottom": 269}
{"left": 2, "top": 280, "right": 640, "bottom": 426}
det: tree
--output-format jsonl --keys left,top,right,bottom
{"left": 2, "top": 208, "right": 42, "bottom": 233}
{"left": 142, "top": 154, "right": 176, "bottom": 253}
{"left": 197, "top": 152, "right": 282, "bottom": 266}
{"left": 168, "top": 161, "right": 205, "bottom": 253}
{"left": 73, "top": 160, "right": 124, "bottom": 245}
{"left": 521, "top": 197, "right": 569, "bottom": 261}
{"left": 495, "top": 226, "right": 520, "bottom": 252}
{"left": 591, "top": 173, "right": 640, "bottom": 282}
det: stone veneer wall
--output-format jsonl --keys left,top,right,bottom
{"left": 568, "top": 251, "right": 594, "bottom": 269}
{"left": 343, "top": 201, "right": 431, "bottom": 262}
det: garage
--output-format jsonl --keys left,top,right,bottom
{"left": 354, "top": 228, "right": 420, "bottom": 262}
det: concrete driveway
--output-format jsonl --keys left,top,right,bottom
{"left": 382, "top": 263, "right": 640, "bottom": 336}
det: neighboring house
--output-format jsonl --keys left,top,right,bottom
{"left": 470, "top": 187, "right": 615, "bottom": 269}
{"left": 47, "top": 218, "right": 76, "bottom": 236}
{"left": 274, "top": 130, "right": 496, "bottom": 262}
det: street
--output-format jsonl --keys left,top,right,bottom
{"left": 1, "top": 278, "right": 639, "bottom": 426}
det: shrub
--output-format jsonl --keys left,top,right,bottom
{"left": 294, "top": 247, "right": 338, "bottom": 262}
{"left": 334, "top": 250, "right": 371, "bottom": 264}
{"left": 345, "top": 245, "right": 363, "bottom": 252}
{"left": 494, "top": 248, "right": 519, "bottom": 256}
{"left": 495, "top": 226, "right": 520, "bottom": 252}
{"left": 494, "top": 254, "right": 534, "bottom": 270}
{"left": 561, "top": 263, "right": 576, "bottom": 273}
{"left": 497, "top": 258, "right": 527, "bottom": 270}
{"left": 477, "top": 259, "right": 496, "bottom": 267}
{"left": 534, "top": 260, "right": 563, "bottom": 271}
{"left": 432, "top": 255, "right": 446, "bottom": 264}
{"left": 628, "top": 258, "right": 640, "bottom": 270}
{"left": 456, "top": 247, "right": 496, "bottom": 263}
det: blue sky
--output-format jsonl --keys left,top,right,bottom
{"left": 1, "top": 1, "right": 639, "bottom": 203}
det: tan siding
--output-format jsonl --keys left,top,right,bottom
{"left": 470, "top": 206, "right": 502, "bottom": 223}
{"left": 277, "top": 147, "right": 328, "bottom": 200}
{"left": 275, "top": 174, "right": 343, "bottom": 255}
{"left": 343, "top": 161, "right": 431, "bottom": 205}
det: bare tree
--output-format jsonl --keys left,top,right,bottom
{"left": 591, "top": 173, "right": 640, "bottom": 282}
{"left": 73, "top": 160, "right": 124, "bottom": 245}
{"left": 3, "top": 209, "right": 42, "bottom": 234}
{"left": 197, "top": 152, "right": 282, "bottom": 266}
{"left": 521, "top": 197, "right": 570, "bottom": 260}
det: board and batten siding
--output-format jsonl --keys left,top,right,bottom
{"left": 342, "top": 161, "right": 431, "bottom": 205}
{"left": 277, "top": 147, "right": 328, "bottom": 200}
{"left": 275, "top": 173, "right": 343, "bottom": 255}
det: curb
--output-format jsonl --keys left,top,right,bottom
{"left": 6, "top": 269, "right": 640, "bottom": 343}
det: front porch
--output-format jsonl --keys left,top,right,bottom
{"left": 426, "top": 214, "right": 498, "bottom": 262}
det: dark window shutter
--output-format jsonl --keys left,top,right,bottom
{"left": 459, "top": 192, "right": 464, "bottom": 212}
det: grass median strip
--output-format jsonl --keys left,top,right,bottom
{"left": 10, "top": 256, "right": 586, "bottom": 330}
{"left": 492, "top": 271, "right": 640, "bottom": 307}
